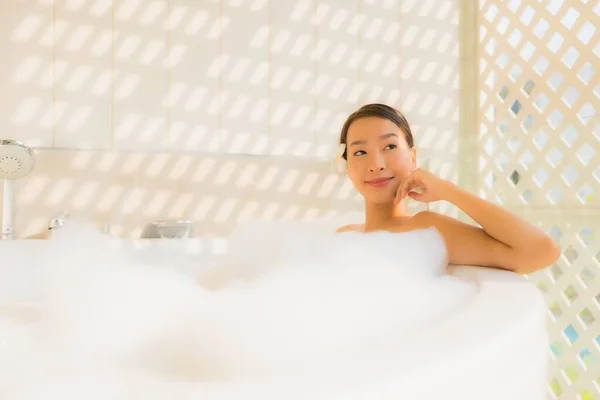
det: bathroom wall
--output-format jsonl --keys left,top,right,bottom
{"left": 0, "top": 0, "right": 460, "bottom": 238}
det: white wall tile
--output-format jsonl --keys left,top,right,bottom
{"left": 0, "top": 0, "right": 54, "bottom": 147}
{"left": 0, "top": 0, "right": 461, "bottom": 239}
{"left": 167, "top": 0, "right": 220, "bottom": 153}
{"left": 357, "top": 0, "right": 402, "bottom": 106}
{"left": 113, "top": 0, "right": 169, "bottom": 151}
{"left": 220, "top": 0, "right": 270, "bottom": 155}
{"left": 54, "top": 0, "right": 112, "bottom": 149}
{"left": 269, "top": 0, "right": 316, "bottom": 157}
{"left": 314, "top": 0, "right": 361, "bottom": 157}
{"left": 397, "top": 0, "right": 459, "bottom": 158}
{"left": 10, "top": 149, "right": 364, "bottom": 238}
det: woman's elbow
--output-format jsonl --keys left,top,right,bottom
{"left": 515, "top": 237, "right": 561, "bottom": 275}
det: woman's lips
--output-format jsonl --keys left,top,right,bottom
{"left": 365, "top": 177, "right": 393, "bottom": 188}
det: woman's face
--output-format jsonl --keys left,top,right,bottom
{"left": 345, "top": 117, "right": 416, "bottom": 204}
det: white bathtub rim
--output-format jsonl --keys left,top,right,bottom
{"left": 0, "top": 264, "right": 547, "bottom": 390}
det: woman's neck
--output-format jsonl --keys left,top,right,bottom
{"left": 364, "top": 201, "right": 409, "bottom": 231}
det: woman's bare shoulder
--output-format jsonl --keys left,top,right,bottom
{"left": 409, "top": 210, "right": 445, "bottom": 227}
{"left": 336, "top": 224, "right": 364, "bottom": 233}
{"left": 336, "top": 212, "right": 451, "bottom": 234}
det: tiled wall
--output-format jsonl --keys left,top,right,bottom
{"left": 0, "top": 0, "right": 459, "bottom": 238}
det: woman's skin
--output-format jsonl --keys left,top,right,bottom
{"left": 337, "top": 116, "right": 561, "bottom": 275}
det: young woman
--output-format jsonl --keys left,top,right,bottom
{"left": 336, "top": 103, "right": 560, "bottom": 275}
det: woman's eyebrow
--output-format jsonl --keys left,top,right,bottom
{"left": 349, "top": 133, "right": 398, "bottom": 147}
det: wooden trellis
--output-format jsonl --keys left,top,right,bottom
{"left": 477, "top": 0, "right": 600, "bottom": 398}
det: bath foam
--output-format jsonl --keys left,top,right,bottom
{"left": 0, "top": 221, "right": 477, "bottom": 399}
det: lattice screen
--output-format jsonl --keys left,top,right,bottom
{"left": 477, "top": 0, "right": 599, "bottom": 398}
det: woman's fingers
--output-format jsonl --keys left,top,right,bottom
{"left": 396, "top": 175, "right": 426, "bottom": 203}
{"left": 394, "top": 180, "right": 408, "bottom": 204}
{"left": 394, "top": 186, "right": 403, "bottom": 204}
{"left": 395, "top": 176, "right": 416, "bottom": 203}
{"left": 407, "top": 190, "right": 425, "bottom": 201}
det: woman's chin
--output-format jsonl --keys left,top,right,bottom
{"left": 364, "top": 194, "right": 397, "bottom": 205}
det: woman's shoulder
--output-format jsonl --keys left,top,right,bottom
{"left": 335, "top": 211, "right": 460, "bottom": 234}
{"left": 381, "top": 211, "right": 455, "bottom": 237}
{"left": 384, "top": 211, "right": 443, "bottom": 229}
{"left": 407, "top": 211, "right": 464, "bottom": 234}
{"left": 409, "top": 210, "right": 445, "bottom": 227}
{"left": 336, "top": 212, "right": 444, "bottom": 234}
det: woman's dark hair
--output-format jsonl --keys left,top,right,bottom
{"left": 339, "top": 103, "right": 414, "bottom": 159}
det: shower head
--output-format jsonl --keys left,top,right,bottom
{"left": 1, "top": 140, "right": 35, "bottom": 239}
{"left": 0, "top": 140, "right": 35, "bottom": 180}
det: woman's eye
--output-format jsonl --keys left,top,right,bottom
{"left": 384, "top": 144, "right": 397, "bottom": 150}
{"left": 353, "top": 150, "right": 366, "bottom": 156}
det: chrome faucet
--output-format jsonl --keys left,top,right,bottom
{"left": 48, "top": 212, "right": 69, "bottom": 230}
{"left": 140, "top": 220, "right": 194, "bottom": 239}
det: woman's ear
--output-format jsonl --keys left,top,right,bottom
{"left": 410, "top": 146, "right": 417, "bottom": 170}
{"left": 335, "top": 143, "right": 347, "bottom": 175}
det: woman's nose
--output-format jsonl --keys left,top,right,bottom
{"left": 368, "top": 155, "right": 385, "bottom": 172}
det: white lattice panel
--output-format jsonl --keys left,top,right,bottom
{"left": 531, "top": 213, "right": 600, "bottom": 399}
{"left": 478, "top": 1, "right": 600, "bottom": 399}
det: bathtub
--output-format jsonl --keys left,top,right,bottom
{"left": 0, "top": 235, "right": 548, "bottom": 400}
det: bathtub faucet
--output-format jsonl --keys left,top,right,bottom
{"left": 48, "top": 211, "right": 69, "bottom": 230}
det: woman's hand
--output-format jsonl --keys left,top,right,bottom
{"left": 399, "top": 169, "right": 560, "bottom": 274}
{"left": 394, "top": 168, "right": 450, "bottom": 204}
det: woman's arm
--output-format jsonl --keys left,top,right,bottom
{"left": 443, "top": 181, "right": 557, "bottom": 255}
{"left": 411, "top": 179, "right": 561, "bottom": 274}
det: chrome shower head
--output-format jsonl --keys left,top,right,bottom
{"left": 0, "top": 140, "right": 35, "bottom": 180}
